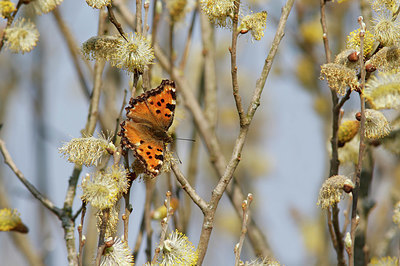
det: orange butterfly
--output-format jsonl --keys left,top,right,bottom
{"left": 119, "top": 80, "right": 176, "bottom": 177}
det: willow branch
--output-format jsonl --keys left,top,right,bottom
{"left": 350, "top": 16, "right": 367, "bottom": 266}
{"left": 179, "top": 9, "right": 197, "bottom": 71}
{"left": 78, "top": 202, "right": 87, "bottom": 266}
{"left": 0, "top": 139, "right": 62, "bottom": 217}
{"left": 234, "top": 194, "right": 253, "bottom": 266}
{"left": 135, "top": 0, "right": 142, "bottom": 35}
{"left": 229, "top": 0, "right": 245, "bottom": 125}
{"left": 199, "top": 11, "right": 218, "bottom": 130}
{"left": 52, "top": 9, "right": 92, "bottom": 98}
{"left": 107, "top": 5, "right": 127, "bottom": 41}
{"left": 151, "top": 191, "right": 172, "bottom": 264}
{"left": 171, "top": 161, "right": 208, "bottom": 212}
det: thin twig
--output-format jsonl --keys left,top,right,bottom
{"left": 320, "top": 0, "right": 332, "bottom": 63}
{"left": 52, "top": 9, "right": 92, "bottom": 98}
{"left": 327, "top": 208, "right": 338, "bottom": 251}
{"left": 151, "top": 191, "right": 173, "bottom": 264}
{"left": 62, "top": 11, "right": 107, "bottom": 265}
{"left": 342, "top": 192, "right": 353, "bottom": 235}
{"left": 78, "top": 202, "right": 87, "bottom": 266}
{"left": 0, "top": 139, "right": 62, "bottom": 217}
{"left": 123, "top": 185, "right": 132, "bottom": 242}
{"left": 154, "top": 1, "right": 294, "bottom": 260}
{"left": 336, "top": 88, "right": 352, "bottom": 111}
{"left": 144, "top": 178, "right": 156, "bottom": 261}
{"left": 179, "top": 9, "right": 197, "bottom": 71}
{"left": 230, "top": 0, "right": 245, "bottom": 125}
{"left": 234, "top": 193, "right": 253, "bottom": 266}
{"left": 199, "top": 11, "right": 218, "bottom": 130}
{"left": 132, "top": 214, "right": 145, "bottom": 259}
{"left": 350, "top": 16, "right": 367, "bottom": 266}
{"left": 143, "top": 1, "right": 150, "bottom": 37}
{"left": 107, "top": 5, "right": 127, "bottom": 41}
{"left": 320, "top": 1, "right": 346, "bottom": 264}
{"left": 141, "top": 0, "right": 151, "bottom": 89}
{"left": 171, "top": 161, "right": 208, "bottom": 212}
{"left": 181, "top": 125, "right": 200, "bottom": 232}
{"left": 135, "top": 0, "right": 142, "bottom": 35}
{"left": 95, "top": 244, "right": 106, "bottom": 266}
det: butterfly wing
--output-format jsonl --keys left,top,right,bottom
{"left": 119, "top": 80, "right": 176, "bottom": 177}
{"left": 120, "top": 120, "right": 165, "bottom": 177}
{"left": 126, "top": 80, "right": 176, "bottom": 130}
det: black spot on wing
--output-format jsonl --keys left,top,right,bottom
{"left": 155, "top": 154, "right": 163, "bottom": 160}
{"left": 166, "top": 103, "right": 175, "bottom": 112}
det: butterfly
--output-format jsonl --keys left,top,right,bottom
{"left": 119, "top": 79, "right": 176, "bottom": 177}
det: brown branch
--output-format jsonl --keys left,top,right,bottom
{"left": 62, "top": 10, "right": 107, "bottom": 266}
{"left": 0, "top": 139, "right": 62, "bottom": 217}
{"left": 97, "top": 208, "right": 110, "bottom": 248}
{"left": 199, "top": 11, "right": 218, "bottom": 130}
{"left": 179, "top": 9, "right": 197, "bottom": 71}
{"left": 132, "top": 214, "right": 145, "bottom": 259}
{"left": 144, "top": 179, "right": 156, "bottom": 261}
{"left": 123, "top": 185, "right": 132, "bottom": 243}
{"left": 320, "top": 1, "right": 346, "bottom": 264}
{"left": 171, "top": 161, "right": 208, "bottom": 212}
{"left": 350, "top": 16, "right": 367, "bottom": 266}
{"left": 78, "top": 202, "right": 87, "bottom": 266}
{"left": 320, "top": 0, "right": 332, "bottom": 63}
{"left": 181, "top": 127, "right": 200, "bottom": 232}
{"left": 234, "top": 193, "right": 253, "bottom": 266}
{"left": 229, "top": 0, "right": 245, "bottom": 125}
{"left": 156, "top": 0, "right": 293, "bottom": 262}
{"left": 95, "top": 244, "right": 106, "bottom": 266}
{"left": 135, "top": 0, "right": 142, "bottom": 35}
{"left": 327, "top": 208, "right": 338, "bottom": 251}
{"left": 151, "top": 191, "right": 173, "bottom": 264}
{"left": 52, "top": 9, "right": 92, "bottom": 98}
{"left": 107, "top": 5, "right": 127, "bottom": 41}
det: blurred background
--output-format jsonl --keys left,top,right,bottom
{"left": 1, "top": 0, "right": 399, "bottom": 265}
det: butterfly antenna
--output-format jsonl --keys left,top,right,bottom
{"left": 175, "top": 137, "right": 196, "bottom": 142}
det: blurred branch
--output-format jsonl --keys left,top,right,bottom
{"left": 179, "top": 9, "right": 197, "bottom": 71}
{"left": 0, "top": 169, "right": 45, "bottom": 266}
{"left": 0, "top": 139, "right": 62, "bottom": 217}
{"left": 144, "top": 179, "right": 156, "bottom": 261}
{"left": 200, "top": 11, "right": 218, "bottom": 130}
{"left": 135, "top": 0, "right": 142, "bottom": 35}
{"left": 52, "top": 8, "right": 92, "bottom": 98}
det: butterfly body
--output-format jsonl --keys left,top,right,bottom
{"left": 119, "top": 80, "right": 176, "bottom": 177}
